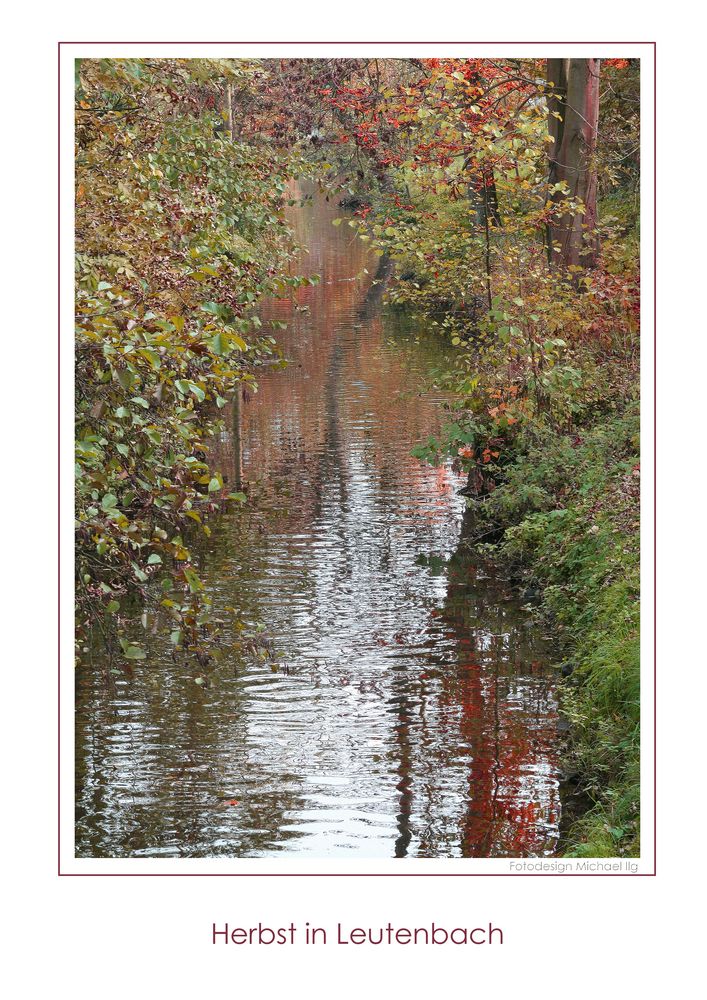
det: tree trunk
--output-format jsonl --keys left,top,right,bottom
{"left": 546, "top": 58, "right": 600, "bottom": 274}
{"left": 468, "top": 169, "right": 503, "bottom": 229}
{"left": 227, "top": 81, "right": 243, "bottom": 490}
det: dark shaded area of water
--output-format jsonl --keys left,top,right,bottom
{"left": 75, "top": 188, "right": 563, "bottom": 858}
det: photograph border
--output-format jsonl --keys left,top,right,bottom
{"left": 59, "top": 39, "right": 656, "bottom": 877}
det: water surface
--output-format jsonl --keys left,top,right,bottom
{"left": 76, "top": 190, "right": 562, "bottom": 858}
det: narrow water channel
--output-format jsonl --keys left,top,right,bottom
{"left": 76, "top": 189, "right": 563, "bottom": 859}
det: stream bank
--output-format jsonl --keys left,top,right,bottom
{"left": 456, "top": 403, "right": 640, "bottom": 857}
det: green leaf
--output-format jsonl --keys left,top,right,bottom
{"left": 183, "top": 567, "right": 204, "bottom": 593}
{"left": 119, "top": 637, "right": 146, "bottom": 659}
{"left": 210, "top": 333, "right": 227, "bottom": 356}
{"left": 138, "top": 349, "right": 161, "bottom": 370}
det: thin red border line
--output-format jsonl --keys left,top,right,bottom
{"left": 59, "top": 41, "right": 657, "bottom": 877}
{"left": 58, "top": 40, "right": 62, "bottom": 878}
{"left": 653, "top": 40, "right": 657, "bottom": 873}
{"left": 60, "top": 40, "right": 655, "bottom": 44}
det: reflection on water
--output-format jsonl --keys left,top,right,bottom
{"left": 75, "top": 189, "right": 562, "bottom": 858}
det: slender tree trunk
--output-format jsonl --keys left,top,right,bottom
{"left": 484, "top": 170, "right": 503, "bottom": 228}
{"left": 468, "top": 169, "right": 502, "bottom": 228}
{"left": 546, "top": 58, "right": 600, "bottom": 274}
{"left": 466, "top": 170, "right": 500, "bottom": 310}
{"left": 227, "top": 81, "right": 243, "bottom": 490}
{"left": 483, "top": 189, "right": 493, "bottom": 310}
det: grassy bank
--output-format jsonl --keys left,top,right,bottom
{"left": 464, "top": 401, "right": 640, "bottom": 857}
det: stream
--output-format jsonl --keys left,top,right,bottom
{"left": 75, "top": 188, "right": 564, "bottom": 859}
